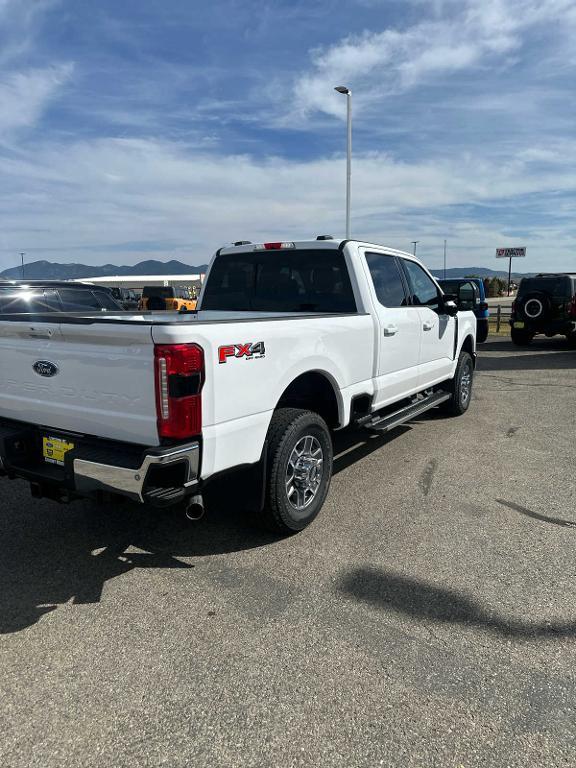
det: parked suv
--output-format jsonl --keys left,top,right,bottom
{"left": 438, "top": 278, "right": 489, "bottom": 343}
{"left": 139, "top": 285, "right": 197, "bottom": 312}
{"left": 509, "top": 273, "right": 576, "bottom": 345}
{"left": 0, "top": 281, "right": 123, "bottom": 314}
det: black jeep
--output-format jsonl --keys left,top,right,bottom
{"left": 510, "top": 273, "right": 576, "bottom": 345}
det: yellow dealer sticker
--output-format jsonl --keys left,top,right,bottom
{"left": 43, "top": 436, "right": 74, "bottom": 466}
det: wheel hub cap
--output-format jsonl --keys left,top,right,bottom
{"left": 461, "top": 364, "right": 472, "bottom": 403}
{"left": 286, "top": 435, "right": 324, "bottom": 512}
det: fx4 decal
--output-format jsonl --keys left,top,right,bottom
{"left": 218, "top": 341, "right": 266, "bottom": 364}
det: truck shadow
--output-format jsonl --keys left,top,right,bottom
{"left": 332, "top": 426, "right": 411, "bottom": 475}
{"left": 0, "top": 428, "right": 417, "bottom": 635}
{"left": 0, "top": 485, "right": 279, "bottom": 634}
{"left": 338, "top": 566, "right": 576, "bottom": 638}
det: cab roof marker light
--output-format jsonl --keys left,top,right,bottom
{"left": 253, "top": 242, "right": 296, "bottom": 250}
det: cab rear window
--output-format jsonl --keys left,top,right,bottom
{"left": 143, "top": 286, "right": 172, "bottom": 299}
{"left": 201, "top": 249, "right": 356, "bottom": 313}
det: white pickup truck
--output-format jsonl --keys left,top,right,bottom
{"left": 0, "top": 238, "right": 476, "bottom": 533}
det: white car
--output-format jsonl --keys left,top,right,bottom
{"left": 0, "top": 238, "right": 476, "bottom": 533}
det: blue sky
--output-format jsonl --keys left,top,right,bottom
{"left": 0, "top": 0, "right": 575, "bottom": 272}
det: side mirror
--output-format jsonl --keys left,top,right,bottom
{"left": 443, "top": 299, "right": 458, "bottom": 316}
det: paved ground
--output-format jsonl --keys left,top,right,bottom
{"left": 1, "top": 336, "right": 575, "bottom": 767}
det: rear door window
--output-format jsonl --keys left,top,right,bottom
{"left": 93, "top": 290, "right": 121, "bottom": 310}
{"left": 42, "top": 289, "right": 63, "bottom": 311}
{"left": 202, "top": 249, "right": 356, "bottom": 313}
{"left": 0, "top": 290, "right": 56, "bottom": 313}
{"left": 519, "top": 277, "right": 570, "bottom": 297}
{"left": 365, "top": 253, "right": 408, "bottom": 307}
{"left": 57, "top": 289, "right": 104, "bottom": 311}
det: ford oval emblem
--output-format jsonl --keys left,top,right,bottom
{"left": 33, "top": 360, "right": 59, "bottom": 377}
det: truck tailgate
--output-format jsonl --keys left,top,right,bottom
{"left": 0, "top": 320, "right": 159, "bottom": 445}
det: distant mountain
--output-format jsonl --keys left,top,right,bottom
{"left": 430, "top": 266, "right": 533, "bottom": 280}
{"left": 0, "top": 260, "right": 533, "bottom": 283}
{"left": 0, "top": 259, "right": 209, "bottom": 281}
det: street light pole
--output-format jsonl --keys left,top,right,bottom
{"left": 20, "top": 252, "right": 25, "bottom": 279}
{"left": 443, "top": 239, "right": 447, "bottom": 279}
{"left": 334, "top": 86, "right": 352, "bottom": 239}
{"left": 411, "top": 241, "right": 419, "bottom": 257}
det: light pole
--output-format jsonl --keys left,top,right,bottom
{"left": 443, "top": 239, "right": 447, "bottom": 279}
{"left": 411, "top": 241, "right": 419, "bottom": 257}
{"left": 20, "top": 252, "right": 25, "bottom": 279}
{"left": 334, "top": 86, "right": 352, "bottom": 239}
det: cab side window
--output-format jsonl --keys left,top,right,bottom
{"left": 365, "top": 253, "right": 408, "bottom": 307}
{"left": 401, "top": 259, "right": 441, "bottom": 311}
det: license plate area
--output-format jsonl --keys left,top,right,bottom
{"left": 43, "top": 436, "right": 75, "bottom": 466}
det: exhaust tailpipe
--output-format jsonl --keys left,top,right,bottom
{"left": 185, "top": 494, "right": 205, "bottom": 521}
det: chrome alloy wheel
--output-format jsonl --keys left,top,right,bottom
{"left": 285, "top": 435, "right": 324, "bottom": 513}
{"left": 460, "top": 361, "right": 472, "bottom": 405}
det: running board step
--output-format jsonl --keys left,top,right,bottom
{"left": 364, "top": 391, "right": 451, "bottom": 433}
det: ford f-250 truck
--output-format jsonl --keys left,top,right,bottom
{"left": 0, "top": 238, "right": 476, "bottom": 533}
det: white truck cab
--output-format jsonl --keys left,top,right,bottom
{"left": 0, "top": 238, "right": 476, "bottom": 533}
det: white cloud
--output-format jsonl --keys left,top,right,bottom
{"left": 0, "top": 136, "right": 574, "bottom": 271}
{"left": 0, "top": 0, "right": 71, "bottom": 138}
{"left": 0, "top": 0, "right": 59, "bottom": 66}
{"left": 0, "top": 64, "right": 73, "bottom": 138}
{"left": 293, "top": 0, "right": 576, "bottom": 119}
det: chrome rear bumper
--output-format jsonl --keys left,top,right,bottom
{"left": 73, "top": 442, "right": 200, "bottom": 503}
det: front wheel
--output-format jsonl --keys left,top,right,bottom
{"left": 441, "top": 350, "right": 474, "bottom": 416}
{"left": 260, "top": 408, "right": 333, "bottom": 534}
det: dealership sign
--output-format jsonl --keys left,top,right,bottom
{"left": 496, "top": 247, "right": 526, "bottom": 258}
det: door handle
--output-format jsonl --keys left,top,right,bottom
{"left": 422, "top": 320, "right": 435, "bottom": 331}
{"left": 27, "top": 327, "right": 54, "bottom": 339}
{"left": 383, "top": 324, "right": 398, "bottom": 336}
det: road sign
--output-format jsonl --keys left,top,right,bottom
{"left": 496, "top": 247, "right": 526, "bottom": 258}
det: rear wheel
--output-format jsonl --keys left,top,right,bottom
{"left": 441, "top": 350, "right": 474, "bottom": 416}
{"left": 260, "top": 408, "right": 333, "bottom": 534}
{"left": 511, "top": 327, "right": 533, "bottom": 346}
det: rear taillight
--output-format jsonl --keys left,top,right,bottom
{"left": 511, "top": 299, "right": 517, "bottom": 313}
{"left": 570, "top": 296, "right": 576, "bottom": 318}
{"left": 154, "top": 344, "right": 204, "bottom": 439}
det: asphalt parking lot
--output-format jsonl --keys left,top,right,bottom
{"left": 1, "top": 336, "right": 575, "bottom": 768}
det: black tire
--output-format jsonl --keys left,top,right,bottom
{"left": 511, "top": 327, "right": 532, "bottom": 346}
{"left": 259, "top": 408, "right": 333, "bottom": 534}
{"left": 441, "top": 350, "right": 474, "bottom": 416}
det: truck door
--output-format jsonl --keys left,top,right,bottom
{"left": 362, "top": 251, "right": 421, "bottom": 408}
{"left": 400, "top": 258, "right": 455, "bottom": 387}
